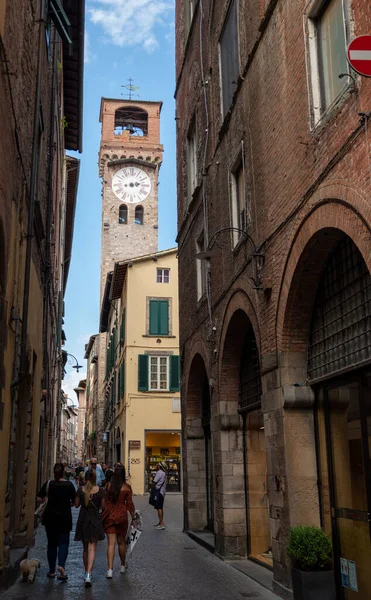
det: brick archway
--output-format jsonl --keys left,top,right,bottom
{"left": 215, "top": 291, "right": 262, "bottom": 558}
{"left": 277, "top": 200, "right": 371, "bottom": 354}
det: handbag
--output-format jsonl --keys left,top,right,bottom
{"left": 149, "top": 485, "right": 161, "bottom": 507}
{"left": 35, "top": 480, "right": 50, "bottom": 518}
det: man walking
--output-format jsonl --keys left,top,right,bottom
{"left": 84, "top": 457, "right": 105, "bottom": 486}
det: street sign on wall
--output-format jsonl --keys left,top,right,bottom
{"left": 347, "top": 35, "right": 371, "bottom": 77}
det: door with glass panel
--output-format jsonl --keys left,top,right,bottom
{"left": 318, "top": 378, "right": 371, "bottom": 599}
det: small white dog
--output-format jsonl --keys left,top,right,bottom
{"left": 19, "top": 558, "right": 40, "bottom": 583}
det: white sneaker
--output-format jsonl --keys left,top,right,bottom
{"left": 84, "top": 573, "right": 92, "bottom": 587}
{"left": 120, "top": 565, "right": 127, "bottom": 574}
{"left": 106, "top": 569, "right": 113, "bottom": 578}
{"left": 155, "top": 525, "right": 166, "bottom": 530}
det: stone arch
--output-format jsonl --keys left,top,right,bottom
{"left": 184, "top": 349, "right": 211, "bottom": 531}
{"left": 216, "top": 290, "right": 262, "bottom": 558}
{"left": 277, "top": 200, "right": 371, "bottom": 356}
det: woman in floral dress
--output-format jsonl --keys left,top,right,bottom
{"left": 101, "top": 465, "right": 135, "bottom": 578}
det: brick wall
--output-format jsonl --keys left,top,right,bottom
{"left": 176, "top": 0, "right": 371, "bottom": 595}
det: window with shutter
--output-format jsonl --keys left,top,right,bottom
{"left": 149, "top": 299, "right": 169, "bottom": 335}
{"left": 149, "top": 356, "right": 169, "bottom": 391}
{"left": 120, "top": 361, "right": 125, "bottom": 397}
{"left": 120, "top": 307, "right": 126, "bottom": 345}
{"left": 219, "top": 0, "right": 239, "bottom": 118}
{"left": 138, "top": 355, "right": 149, "bottom": 391}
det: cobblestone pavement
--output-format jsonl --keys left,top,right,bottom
{"left": 1, "top": 495, "right": 279, "bottom": 600}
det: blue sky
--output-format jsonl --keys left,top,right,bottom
{"left": 63, "top": 0, "right": 176, "bottom": 401}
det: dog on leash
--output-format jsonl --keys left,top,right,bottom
{"left": 19, "top": 559, "right": 40, "bottom": 583}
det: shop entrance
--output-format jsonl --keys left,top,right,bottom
{"left": 145, "top": 431, "right": 181, "bottom": 492}
{"left": 308, "top": 236, "right": 371, "bottom": 599}
{"left": 240, "top": 322, "right": 272, "bottom": 567}
{"left": 316, "top": 377, "right": 371, "bottom": 599}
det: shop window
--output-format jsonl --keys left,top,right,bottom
{"left": 149, "top": 299, "right": 169, "bottom": 335}
{"left": 119, "top": 204, "right": 127, "bottom": 224}
{"left": 244, "top": 410, "right": 271, "bottom": 566}
{"left": 219, "top": 0, "right": 239, "bottom": 118}
{"left": 157, "top": 268, "right": 170, "bottom": 283}
{"left": 137, "top": 354, "right": 180, "bottom": 392}
{"left": 135, "top": 205, "right": 143, "bottom": 225}
{"left": 306, "top": 0, "right": 348, "bottom": 123}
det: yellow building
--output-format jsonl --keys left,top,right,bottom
{"left": 100, "top": 248, "right": 181, "bottom": 494}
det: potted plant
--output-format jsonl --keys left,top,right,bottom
{"left": 287, "top": 525, "right": 336, "bottom": 600}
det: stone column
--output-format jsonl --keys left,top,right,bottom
{"left": 262, "top": 352, "right": 321, "bottom": 599}
{"left": 184, "top": 417, "right": 207, "bottom": 530}
{"left": 212, "top": 412, "right": 247, "bottom": 558}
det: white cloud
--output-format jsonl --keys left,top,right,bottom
{"left": 88, "top": 0, "right": 174, "bottom": 52}
{"left": 84, "top": 31, "right": 96, "bottom": 63}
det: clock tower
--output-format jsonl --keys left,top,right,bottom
{"left": 98, "top": 98, "right": 163, "bottom": 303}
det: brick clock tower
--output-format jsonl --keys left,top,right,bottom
{"left": 98, "top": 98, "right": 163, "bottom": 303}
{"left": 96, "top": 98, "right": 163, "bottom": 460}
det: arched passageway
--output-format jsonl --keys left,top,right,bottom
{"left": 184, "top": 353, "right": 212, "bottom": 531}
{"left": 219, "top": 309, "right": 270, "bottom": 563}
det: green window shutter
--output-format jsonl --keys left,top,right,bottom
{"left": 121, "top": 308, "right": 126, "bottom": 345}
{"left": 149, "top": 300, "right": 169, "bottom": 335}
{"left": 112, "top": 373, "right": 116, "bottom": 405}
{"left": 138, "top": 354, "right": 149, "bottom": 391}
{"left": 159, "top": 300, "right": 169, "bottom": 335}
{"left": 120, "top": 361, "right": 125, "bottom": 397}
{"left": 149, "top": 300, "right": 159, "bottom": 335}
{"left": 117, "top": 368, "right": 121, "bottom": 403}
{"left": 169, "top": 355, "right": 180, "bottom": 392}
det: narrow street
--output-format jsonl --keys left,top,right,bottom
{"left": 1, "top": 495, "right": 278, "bottom": 600}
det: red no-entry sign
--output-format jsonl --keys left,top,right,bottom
{"left": 348, "top": 35, "right": 371, "bottom": 78}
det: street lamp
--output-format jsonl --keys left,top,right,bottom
{"left": 195, "top": 227, "right": 265, "bottom": 290}
{"left": 63, "top": 351, "right": 83, "bottom": 374}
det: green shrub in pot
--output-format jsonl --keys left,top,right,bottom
{"left": 287, "top": 526, "right": 335, "bottom": 600}
{"left": 287, "top": 525, "right": 332, "bottom": 570}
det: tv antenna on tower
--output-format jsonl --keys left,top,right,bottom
{"left": 121, "top": 78, "right": 140, "bottom": 100}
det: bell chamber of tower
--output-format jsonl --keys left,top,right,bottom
{"left": 98, "top": 98, "right": 164, "bottom": 304}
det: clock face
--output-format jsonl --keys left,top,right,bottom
{"left": 112, "top": 166, "right": 151, "bottom": 204}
